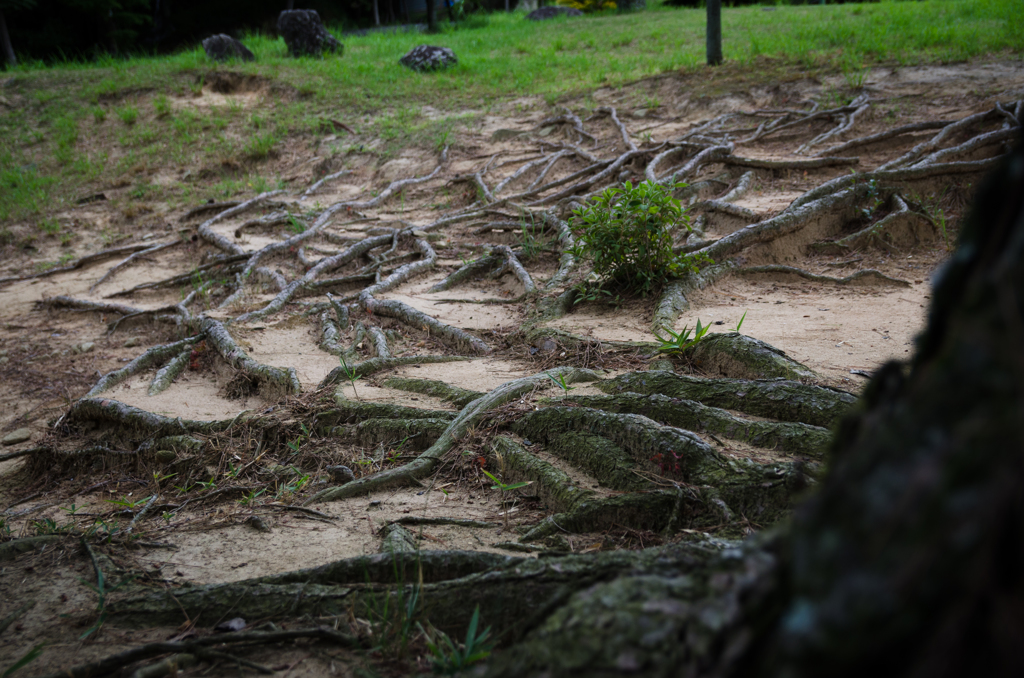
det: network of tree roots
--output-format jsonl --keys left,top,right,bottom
{"left": 1, "top": 86, "right": 1021, "bottom": 677}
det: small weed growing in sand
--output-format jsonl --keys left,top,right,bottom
{"left": 654, "top": 319, "right": 713, "bottom": 355}
{"left": 366, "top": 560, "right": 422, "bottom": 660}
{"left": 419, "top": 605, "right": 495, "bottom": 674}
{"left": 80, "top": 549, "right": 136, "bottom": 640}
{"left": 569, "top": 180, "right": 698, "bottom": 297}
{"left": 152, "top": 471, "right": 176, "bottom": 487}
{"left": 91, "top": 106, "right": 106, "bottom": 124}
{"left": 518, "top": 218, "right": 547, "bottom": 260}
{"left": 105, "top": 494, "right": 153, "bottom": 509}
{"left": 338, "top": 356, "right": 362, "bottom": 399}
{"left": 732, "top": 311, "right": 747, "bottom": 332}
{"left": 481, "top": 469, "right": 532, "bottom": 530}
{"left": 287, "top": 215, "right": 306, "bottom": 234}
{"left": 239, "top": 488, "right": 266, "bottom": 506}
{"left": 545, "top": 371, "right": 576, "bottom": 396}
{"left": 3, "top": 642, "right": 45, "bottom": 677}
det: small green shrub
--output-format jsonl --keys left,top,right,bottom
{"left": 568, "top": 180, "right": 700, "bottom": 297}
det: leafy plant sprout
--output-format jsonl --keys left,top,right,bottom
{"left": 338, "top": 355, "right": 361, "bottom": 399}
{"left": 80, "top": 541, "right": 136, "bottom": 640}
{"left": 481, "top": 469, "right": 532, "bottom": 530}
{"left": 733, "top": 311, "right": 748, "bottom": 333}
{"left": 105, "top": 494, "right": 154, "bottom": 510}
{"left": 546, "top": 371, "right": 576, "bottom": 396}
{"left": 654, "top": 318, "right": 714, "bottom": 356}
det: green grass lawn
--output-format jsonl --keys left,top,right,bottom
{"left": 1, "top": 0, "right": 1020, "bottom": 226}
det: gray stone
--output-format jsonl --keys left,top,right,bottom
{"left": 73, "top": 342, "right": 95, "bottom": 354}
{"left": 124, "top": 337, "right": 141, "bottom": 348}
{"left": 2, "top": 428, "right": 31, "bottom": 446}
{"left": 155, "top": 450, "right": 176, "bottom": 464}
{"left": 525, "top": 7, "right": 583, "bottom": 21}
{"left": 399, "top": 45, "right": 458, "bottom": 73}
{"left": 491, "top": 129, "right": 525, "bottom": 142}
{"left": 326, "top": 465, "right": 356, "bottom": 484}
{"left": 277, "top": 10, "right": 343, "bottom": 58}
{"left": 201, "top": 34, "right": 255, "bottom": 62}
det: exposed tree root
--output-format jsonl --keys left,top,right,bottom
{"left": 597, "top": 371, "right": 855, "bottom": 428}
{"left": 686, "top": 332, "right": 819, "bottom": 380}
{"left": 0, "top": 242, "right": 174, "bottom": 288}
{"left": 58, "top": 398, "right": 252, "bottom": 437}
{"left": 318, "top": 356, "right": 472, "bottom": 390}
{"left": 201, "top": 317, "right": 301, "bottom": 396}
{"left": 33, "top": 628, "right": 358, "bottom": 678}
{"left": 553, "top": 392, "right": 831, "bottom": 458}
{"left": 304, "top": 367, "right": 600, "bottom": 503}
{"left": 87, "top": 336, "right": 202, "bottom": 398}
{"left": 381, "top": 377, "right": 484, "bottom": 408}
{"left": 735, "top": 264, "right": 912, "bottom": 287}
{"left": 359, "top": 296, "right": 491, "bottom": 355}
{"left": 652, "top": 263, "right": 737, "bottom": 335}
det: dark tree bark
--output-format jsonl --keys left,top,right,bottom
{"left": 373, "top": 0, "right": 380, "bottom": 25}
{"left": 1, "top": 9, "right": 18, "bottom": 67}
{"left": 706, "top": 0, "right": 722, "bottom": 66}
{"left": 426, "top": 0, "right": 436, "bottom": 32}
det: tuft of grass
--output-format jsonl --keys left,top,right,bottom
{"left": 244, "top": 132, "right": 278, "bottom": 160}
{"left": 153, "top": 94, "right": 172, "bottom": 118}
{"left": 115, "top": 104, "right": 139, "bottom": 125}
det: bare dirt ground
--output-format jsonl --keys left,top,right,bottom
{"left": 1, "top": 60, "right": 1022, "bottom": 677}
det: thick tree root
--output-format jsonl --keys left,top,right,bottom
{"left": 735, "top": 265, "right": 911, "bottom": 287}
{"left": 651, "top": 263, "right": 737, "bottom": 335}
{"left": 518, "top": 490, "right": 685, "bottom": 543}
{"left": 304, "top": 367, "right": 600, "bottom": 503}
{"left": 488, "top": 435, "right": 597, "bottom": 516}
{"left": 685, "top": 332, "right": 819, "bottom": 381}
{"left": 318, "top": 355, "right": 472, "bottom": 390}
{"left": 111, "top": 544, "right": 729, "bottom": 644}
{"left": 597, "top": 370, "right": 855, "bottom": 428}
{"left": 86, "top": 336, "right": 202, "bottom": 398}
{"left": 381, "top": 377, "right": 484, "bottom": 408}
{"left": 88, "top": 239, "right": 183, "bottom": 292}
{"left": 148, "top": 346, "right": 193, "bottom": 396}
{"left": 59, "top": 397, "right": 251, "bottom": 438}
{"left": 550, "top": 392, "right": 831, "bottom": 458}
{"left": 379, "top": 523, "right": 419, "bottom": 553}
{"left": 0, "top": 242, "right": 170, "bottom": 288}
{"left": 349, "top": 416, "right": 452, "bottom": 451}
{"left": 313, "top": 403, "right": 456, "bottom": 434}
{"left": 33, "top": 628, "right": 357, "bottom": 678}
{"left": 200, "top": 316, "right": 301, "bottom": 397}
{"left": 428, "top": 254, "right": 503, "bottom": 292}
{"left": 359, "top": 295, "right": 491, "bottom": 355}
